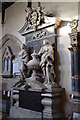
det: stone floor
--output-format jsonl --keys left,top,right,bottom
{"left": 9, "top": 106, "right": 42, "bottom": 119}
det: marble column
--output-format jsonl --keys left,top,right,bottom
{"left": 68, "top": 47, "right": 74, "bottom": 91}
{"left": 68, "top": 32, "right": 80, "bottom": 115}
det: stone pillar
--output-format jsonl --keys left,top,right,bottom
{"left": 68, "top": 32, "right": 80, "bottom": 115}
{"left": 68, "top": 48, "right": 74, "bottom": 91}
{"left": 74, "top": 48, "right": 80, "bottom": 93}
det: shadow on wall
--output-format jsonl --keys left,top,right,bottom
{"left": 57, "top": 51, "right": 61, "bottom": 85}
{"left": 57, "top": 49, "right": 67, "bottom": 114}
{"left": 57, "top": 43, "right": 71, "bottom": 85}
{"left": 57, "top": 43, "right": 71, "bottom": 114}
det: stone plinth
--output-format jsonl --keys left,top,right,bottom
{"left": 41, "top": 84, "right": 64, "bottom": 119}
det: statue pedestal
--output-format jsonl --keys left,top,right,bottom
{"left": 10, "top": 85, "right": 64, "bottom": 119}
{"left": 41, "top": 84, "right": 64, "bottom": 119}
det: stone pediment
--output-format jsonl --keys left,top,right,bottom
{"left": 19, "top": 19, "right": 56, "bottom": 36}
{"left": 19, "top": 2, "right": 62, "bottom": 36}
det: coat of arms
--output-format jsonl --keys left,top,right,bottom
{"left": 25, "top": 2, "right": 45, "bottom": 31}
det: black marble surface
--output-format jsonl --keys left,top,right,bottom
{"left": 19, "top": 90, "right": 44, "bottom": 112}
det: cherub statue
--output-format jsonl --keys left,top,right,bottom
{"left": 38, "top": 39, "right": 55, "bottom": 84}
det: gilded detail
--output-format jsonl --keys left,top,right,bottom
{"left": 70, "top": 19, "right": 79, "bottom": 33}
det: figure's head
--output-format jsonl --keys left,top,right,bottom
{"left": 43, "top": 39, "right": 50, "bottom": 46}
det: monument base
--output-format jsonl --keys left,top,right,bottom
{"left": 41, "top": 83, "right": 65, "bottom": 119}
{"left": 10, "top": 106, "right": 42, "bottom": 119}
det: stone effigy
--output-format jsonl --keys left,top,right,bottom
{"left": 18, "top": 44, "right": 29, "bottom": 80}
{"left": 38, "top": 39, "right": 55, "bottom": 85}
{"left": 13, "top": 44, "right": 30, "bottom": 88}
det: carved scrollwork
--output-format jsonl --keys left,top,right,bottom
{"left": 33, "top": 31, "right": 46, "bottom": 39}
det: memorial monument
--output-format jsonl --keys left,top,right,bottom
{"left": 10, "top": 2, "right": 64, "bottom": 119}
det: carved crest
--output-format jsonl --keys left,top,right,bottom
{"left": 19, "top": 2, "right": 62, "bottom": 35}
{"left": 20, "top": 2, "right": 45, "bottom": 32}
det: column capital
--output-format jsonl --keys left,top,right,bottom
{"left": 68, "top": 32, "right": 80, "bottom": 49}
{"left": 68, "top": 47, "right": 74, "bottom": 52}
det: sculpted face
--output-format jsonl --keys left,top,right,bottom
{"left": 43, "top": 39, "right": 49, "bottom": 46}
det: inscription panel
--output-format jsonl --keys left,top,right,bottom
{"left": 19, "top": 90, "right": 44, "bottom": 112}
